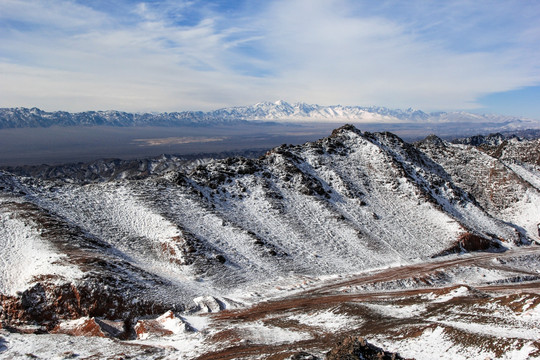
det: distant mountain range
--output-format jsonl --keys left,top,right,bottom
{"left": 1, "top": 100, "right": 538, "bottom": 128}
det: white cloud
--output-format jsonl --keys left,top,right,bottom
{"left": 0, "top": 0, "right": 539, "bottom": 112}
{"left": 255, "top": 0, "right": 540, "bottom": 110}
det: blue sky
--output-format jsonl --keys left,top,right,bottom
{"left": 1, "top": 0, "right": 539, "bottom": 118}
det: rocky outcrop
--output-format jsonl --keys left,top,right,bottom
{"left": 287, "top": 352, "right": 321, "bottom": 360}
{"left": 193, "top": 296, "right": 224, "bottom": 313}
{"left": 134, "top": 310, "right": 192, "bottom": 340}
{"left": 52, "top": 317, "right": 125, "bottom": 338}
{"left": 416, "top": 133, "right": 540, "bottom": 241}
{"left": 433, "top": 232, "right": 503, "bottom": 257}
{"left": 0, "top": 281, "right": 172, "bottom": 331}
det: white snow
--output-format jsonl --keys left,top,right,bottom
{"left": 236, "top": 321, "right": 312, "bottom": 345}
{"left": 500, "top": 188, "right": 540, "bottom": 242}
{"left": 373, "top": 326, "right": 496, "bottom": 360}
{"left": 25, "top": 183, "right": 203, "bottom": 292}
{"left": 0, "top": 330, "right": 169, "bottom": 360}
{"left": 506, "top": 162, "right": 540, "bottom": 190}
{"left": 288, "top": 310, "right": 359, "bottom": 331}
{"left": 425, "top": 286, "right": 470, "bottom": 302}
{"left": 181, "top": 314, "right": 211, "bottom": 332}
{"left": 362, "top": 303, "right": 427, "bottom": 319}
{"left": 156, "top": 311, "right": 187, "bottom": 335}
{"left": 436, "top": 320, "right": 540, "bottom": 340}
{"left": 0, "top": 198, "right": 82, "bottom": 295}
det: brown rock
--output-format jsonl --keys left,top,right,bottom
{"left": 432, "top": 232, "right": 501, "bottom": 257}
{"left": 52, "top": 317, "right": 127, "bottom": 338}
{"left": 52, "top": 318, "right": 106, "bottom": 337}
{"left": 0, "top": 281, "right": 172, "bottom": 330}
{"left": 134, "top": 310, "right": 188, "bottom": 340}
{"left": 135, "top": 319, "right": 174, "bottom": 339}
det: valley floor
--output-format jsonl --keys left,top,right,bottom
{"left": 2, "top": 245, "right": 540, "bottom": 360}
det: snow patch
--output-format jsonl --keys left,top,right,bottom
{"left": 425, "top": 286, "right": 470, "bottom": 303}
{"left": 236, "top": 321, "right": 312, "bottom": 345}
{"left": 437, "top": 320, "right": 540, "bottom": 340}
{"left": 289, "top": 310, "right": 358, "bottom": 331}
{"left": 363, "top": 303, "right": 427, "bottom": 319}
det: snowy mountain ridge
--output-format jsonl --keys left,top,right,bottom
{"left": 0, "top": 101, "right": 537, "bottom": 128}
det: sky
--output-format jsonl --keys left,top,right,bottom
{"left": 1, "top": 0, "right": 540, "bottom": 118}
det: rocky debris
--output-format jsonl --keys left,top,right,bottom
{"left": 134, "top": 310, "right": 192, "bottom": 340}
{"left": 450, "top": 133, "right": 540, "bottom": 167}
{"left": 326, "top": 336, "right": 410, "bottom": 360}
{"left": 287, "top": 339, "right": 412, "bottom": 360}
{"left": 495, "top": 139, "right": 540, "bottom": 167}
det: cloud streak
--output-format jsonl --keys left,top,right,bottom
{"left": 1, "top": 0, "right": 539, "bottom": 113}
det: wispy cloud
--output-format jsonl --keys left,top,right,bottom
{"left": 1, "top": 0, "right": 539, "bottom": 113}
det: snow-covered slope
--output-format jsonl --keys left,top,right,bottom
{"left": 0, "top": 125, "right": 537, "bottom": 348}
{"left": 416, "top": 135, "right": 540, "bottom": 242}
{"left": 0, "top": 196, "right": 82, "bottom": 296}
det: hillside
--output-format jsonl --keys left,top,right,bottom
{"left": 1, "top": 125, "right": 539, "bottom": 359}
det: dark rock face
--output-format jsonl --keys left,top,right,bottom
{"left": 432, "top": 232, "right": 503, "bottom": 258}
{"left": 326, "top": 336, "right": 410, "bottom": 360}
{"left": 2, "top": 150, "right": 267, "bottom": 184}
{"left": 286, "top": 337, "right": 411, "bottom": 360}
